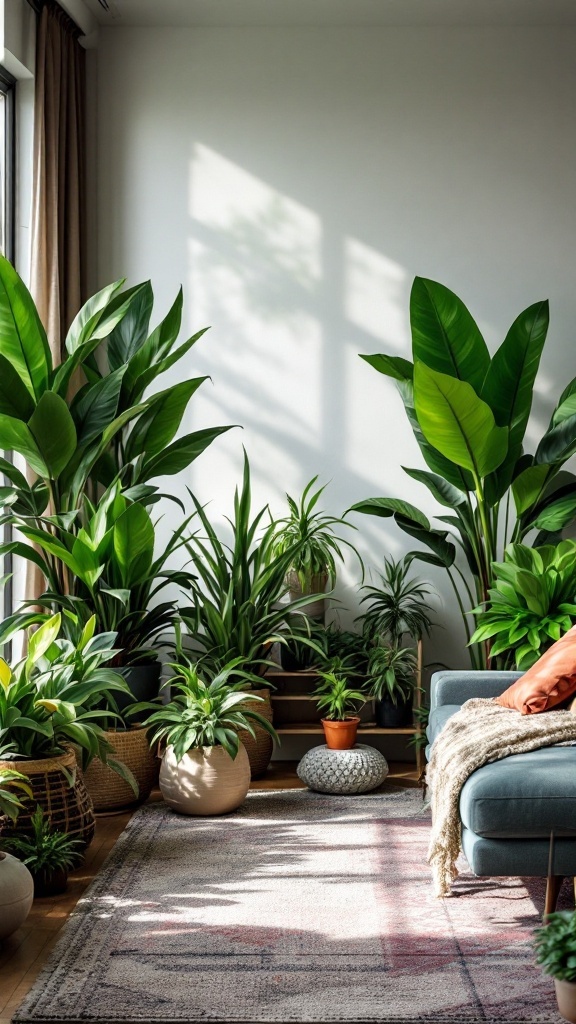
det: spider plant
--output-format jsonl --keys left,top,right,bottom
{"left": 358, "top": 556, "right": 434, "bottom": 645}
{"left": 367, "top": 642, "right": 418, "bottom": 706}
{"left": 131, "top": 659, "right": 278, "bottom": 762}
{"left": 2, "top": 806, "right": 82, "bottom": 877}
{"left": 312, "top": 670, "right": 367, "bottom": 722}
{"left": 270, "top": 476, "right": 363, "bottom": 594}
{"left": 180, "top": 453, "right": 321, "bottom": 682}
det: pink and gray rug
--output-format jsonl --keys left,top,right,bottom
{"left": 13, "top": 787, "right": 567, "bottom": 1023}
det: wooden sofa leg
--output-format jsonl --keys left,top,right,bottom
{"left": 545, "top": 875, "right": 565, "bottom": 917}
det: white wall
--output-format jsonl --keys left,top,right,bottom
{"left": 93, "top": 25, "right": 576, "bottom": 670}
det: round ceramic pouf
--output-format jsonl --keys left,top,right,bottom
{"left": 0, "top": 851, "right": 34, "bottom": 939}
{"left": 297, "top": 743, "right": 389, "bottom": 795}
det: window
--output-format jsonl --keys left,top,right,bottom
{"left": 0, "top": 66, "right": 16, "bottom": 625}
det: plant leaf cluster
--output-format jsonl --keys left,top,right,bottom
{"left": 367, "top": 644, "right": 418, "bottom": 705}
{"left": 535, "top": 911, "right": 576, "bottom": 982}
{"left": 0, "top": 767, "right": 32, "bottom": 822}
{"left": 359, "top": 556, "right": 435, "bottom": 645}
{"left": 2, "top": 805, "right": 82, "bottom": 873}
{"left": 352, "top": 277, "right": 576, "bottom": 668}
{"left": 312, "top": 671, "right": 367, "bottom": 722}
{"left": 131, "top": 659, "right": 278, "bottom": 762}
{"left": 470, "top": 541, "right": 576, "bottom": 669}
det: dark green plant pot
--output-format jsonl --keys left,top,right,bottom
{"left": 375, "top": 696, "right": 413, "bottom": 729}
{"left": 33, "top": 866, "right": 68, "bottom": 898}
{"left": 116, "top": 664, "right": 162, "bottom": 720}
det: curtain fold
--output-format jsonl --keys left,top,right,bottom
{"left": 30, "top": 0, "right": 86, "bottom": 354}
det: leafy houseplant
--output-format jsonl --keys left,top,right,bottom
{"left": 470, "top": 541, "right": 576, "bottom": 670}
{"left": 270, "top": 476, "right": 363, "bottom": 618}
{"left": 132, "top": 660, "right": 278, "bottom": 816}
{"left": 313, "top": 670, "right": 367, "bottom": 750}
{"left": 2, "top": 806, "right": 82, "bottom": 896}
{"left": 534, "top": 911, "right": 576, "bottom": 1023}
{"left": 0, "top": 767, "right": 32, "bottom": 822}
{"left": 351, "top": 277, "right": 576, "bottom": 669}
{"left": 367, "top": 643, "right": 418, "bottom": 728}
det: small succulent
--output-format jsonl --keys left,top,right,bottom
{"left": 534, "top": 911, "right": 576, "bottom": 982}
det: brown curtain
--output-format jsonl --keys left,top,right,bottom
{"left": 30, "top": 0, "right": 86, "bottom": 354}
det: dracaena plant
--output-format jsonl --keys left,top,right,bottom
{"left": 0, "top": 613, "right": 135, "bottom": 789}
{"left": 180, "top": 453, "right": 322, "bottom": 681}
{"left": 0, "top": 483, "right": 196, "bottom": 665}
{"left": 351, "top": 277, "right": 576, "bottom": 668}
{"left": 367, "top": 642, "right": 418, "bottom": 706}
{"left": 131, "top": 659, "right": 278, "bottom": 762}
{"left": 0, "top": 254, "right": 231, "bottom": 592}
{"left": 312, "top": 671, "right": 367, "bottom": 721}
{"left": 358, "top": 556, "right": 435, "bottom": 645}
{"left": 470, "top": 541, "right": 576, "bottom": 670}
{"left": 2, "top": 805, "right": 83, "bottom": 874}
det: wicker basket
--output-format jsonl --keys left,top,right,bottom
{"left": 0, "top": 748, "right": 95, "bottom": 849}
{"left": 237, "top": 689, "right": 274, "bottom": 779}
{"left": 82, "top": 728, "right": 160, "bottom": 813}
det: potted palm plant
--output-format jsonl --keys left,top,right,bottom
{"left": 367, "top": 643, "right": 419, "bottom": 727}
{"left": 313, "top": 670, "right": 367, "bottom": 750}
{"left": 2, "top": 806, "right": 83, "bottom": 897}
{"left": 132, "top": 660, "right": 278, "bottom": 816}
{"left": 0, "top": 614, "right": 136, "bottom": 846}
{"left": 181, "top": 453, "right": 321, "bottom": 776}
{"left": 270, "top": 476, "right": 363, "bottom": 619}
{"left": 534, "top": 911, "right": 576, "bottom": 1023}
{"left": 0, "top": 767, "right": 34, "bottom": 939}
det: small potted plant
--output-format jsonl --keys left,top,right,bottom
{"left": 2, "top": 806, "right": 83, "bottom": 897}
{"left": 367, "top": 642, "right": 418, "bottom": 727}
{"left": 270, "top": 476, "right": 364, "bottom": 619}
{"left": 313, "top": 670, "right": 367, "bottom": 750}
{"left": 0, "top": 767, "right": 34, "bottom": 939}
{"left": 534, "top": 911, "right": 576, "bottom": 1023}
{"left": 132, "top": 659, "right": 279, "bottom": 816}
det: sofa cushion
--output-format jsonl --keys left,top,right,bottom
{"left": 459, "top": 746, "right": 576, "bottom": 838}
{"left": 427, "top": 704, "right": 461, "bottom": 748}
{"left": 495, "top": 625, "right": 576, "bottom": 714}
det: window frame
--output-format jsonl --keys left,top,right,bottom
{"left": 0, "top": 66, "right": 16, "bottom": 625}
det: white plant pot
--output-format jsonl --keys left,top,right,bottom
{"left": 159, "top": 743, "right": 251, "bottom": 816}
{"left": 0, "top": 851, "right": 34, "bottom": 940}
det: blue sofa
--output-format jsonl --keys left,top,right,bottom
{"left": 427, "top": 670, "right": 576, "bottom": 911}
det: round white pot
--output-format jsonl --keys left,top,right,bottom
{"left": 159, "top": 743, "right": 251, "bottom": 816}
{"left": 0, "top": 851, "right": 34, "bottom": 940}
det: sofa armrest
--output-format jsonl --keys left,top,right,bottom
{"left": 430, "top": 670, "right": 523, "bottom": 711}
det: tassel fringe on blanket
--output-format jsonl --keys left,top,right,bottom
{"left": 426, "top": 697, "right": 576, "bottom": 897}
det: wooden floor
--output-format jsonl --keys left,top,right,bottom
{"left": 0, "top": 761, "right": 420, "bottom": 1023}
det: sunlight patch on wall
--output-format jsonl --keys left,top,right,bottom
{"left": 344, "top": 238, "right": 408, "bottom": 348}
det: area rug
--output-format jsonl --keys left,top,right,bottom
{"left": 13, "top": 786, "right": 567, "bottom": 1024}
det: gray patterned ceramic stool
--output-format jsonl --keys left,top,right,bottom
{"left": 297, "top": 743, "right": 389, "bottom": 795}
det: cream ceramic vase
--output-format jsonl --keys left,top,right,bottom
{"left": 159, "top": 743, "right": 251, "bottom": 816}
{"left": 555, "top": 979, "right": 576, "bottom": 1023}
{"left": 0, "top": 851, "right": 34, "bottom": 940}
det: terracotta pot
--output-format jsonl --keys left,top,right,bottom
{"left": 82, "top": 727, "right": 159, "bottom": 812}
{"left": 0, "top": 851, "right": 33, "bottom": 939}
{"left": 555, "top": 979, "right": 576, "bottom": 1023}
{"left": 0, "top": 749, "right": 95, "bottom": 849}
{"left": 237, "top": 689, "right": 274, "bottom": 779}
{"left": 287, "top": 569, "right": 329, "bottom": 620}
{"left": 321, "top": 717, "right": 360, "bottom": 750}
{"left": 159, "top": 743, "right": 250, "bottom": 816}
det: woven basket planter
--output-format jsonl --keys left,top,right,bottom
{"left": 237, "top": 689, "right": 274, "bottom": 779}
{"left": 0, "top": 748, "right": 95, "bottom": 849}
{"left": 82, "top": 727, "right": 159, "bottom": 813}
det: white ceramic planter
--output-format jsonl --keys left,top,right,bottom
{"left": 555, "top": 979, "right": 576, "bottom": 1023}
{"left": 0, "top": 851, "right": 34, "bottom": 940}
{"left": 159, "top": 743, "right": 251, "bottom": 816}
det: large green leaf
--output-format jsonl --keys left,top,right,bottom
{"left": 138, "top": 425, "right": 234, "bottom": 481}
{"left": 124, "top": 377, "right": 208, "bottom": 461}
{"left": 113, "top": 503, "right": 155, "bottom": 587}
{"left": 512, "top": 463, "right": 550, "bottom": 516}
{"left": 349, "top": 496, "right": 429, "bottom": 525}
{"left": 0, "top": 254, "right": 51, "bottom": 399}
{"left": 414, "top": 362, "right": 508, "bottom": 480}
{"left": 28, "top": 392, "right": 77, "bottom": 479}
{"left": 533, "top": 494, "right": 576, "bottom": 533}
{"left": 402, "top": 467, "right": 466, "bottom": 508}
{"left": 72, "top": 367, "right": 126, "bottom": 445}
{"left": 121, "top": 288, "right": 183, "bottom": 402}
{"left": 64, "top": 279, "right": 125, "bottom": 355}
{"left": 0, "top": 353, "right": 35, "bottom": 420}
{"left": 395, "top": 514, "right": 456, "bottom": 567}
{"left": 535, "top": 412, "right": 576, "bottom": 466}
{"left": 396, "top": 380, "right": 473, "bottom": 492}
{"left": 107, "top": 282, "right": 154, "bottom": 371}
{"left": 0, "top": 415, "right": 47, "bottom": 476}
{"left": 410, "top": 277, "right": 489, "bottom": 391}
{"left": 359, "top": 353, "right": 413, "bottom": 381}
{"left": 481, "top": 300, "right": 548, "bottom": 444}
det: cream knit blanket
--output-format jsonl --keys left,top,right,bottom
{"left": 426, "top": 697, "right": 576, "bottom": 898}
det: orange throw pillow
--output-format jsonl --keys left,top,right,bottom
{"left": 495, "top": 625, "right": 576, "bottom": 715}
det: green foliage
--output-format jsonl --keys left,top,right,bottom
{"left": 535, "top": 911, "right": 576, "bottom": 983}
{"left": 324, "top": 625, "right": 371, "bottom": 677}
{"left": 181, "top": 453, "right": 321, "bottom": 679}
{"left": 353, "top": 276, "right": 576, "bottom": 668}
{"left": 367, "top": 643, "right": 418, "bottom": 705}
{"left": 2, "top": 806, "right": 82, "bottom": 874}
{"left": 0, "top": 767, "right": 32, "bottom": 822}
{"left": 0, "top": 613, "right": 133, "bottom": 774}
{"left": 131, "top": 660, "right": 278, "bottom": 762}
{"left": 0, "top": 483, "right": 196, "bottom": 665}
{"left": 270, "top": 476, "right": 363, "bottom": 591}
{"left": 358, "top": 556, "right": 435, "bottom": 645}
{"left": 470, "top": 541, "right": 576, "bottom": 670}
{"left": 312, "top": 671, "right": 367, "bottom": 722}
